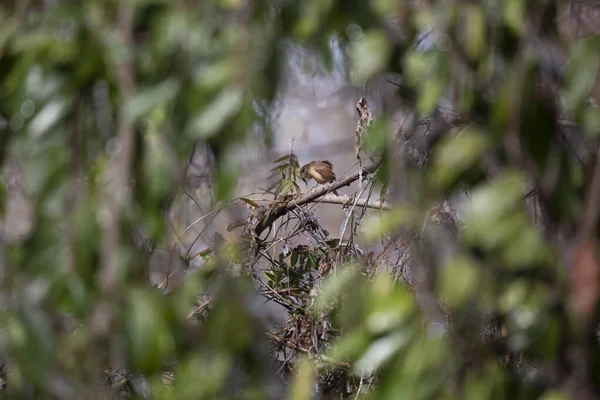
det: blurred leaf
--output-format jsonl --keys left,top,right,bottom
{"left": 174, "top": 352, "right": 231, "bottom": 399}
{"left": 143, "top": 129, "right": 176, "bottom": 202}
{"left": 349, "top": 29, "right": 391, "bottom": 84}
{"left": 124, "top": 79, "right": 180, "bottom": 123}
{"left": 355, "top": 331, "right": 409, "bottom": 375}
{"left": 418, "top": 77, "right": 445, "bottom": 115}
{"left": 193, "top": 60, "right": 233, "bottom": 90}
{"left": 438, "top": 255, "right": 480, "bottom": 309}
{"left": 28, "top": 97, "right": 72, "bottom": 138}
{"left": 363, "top": 117, "right": 388, "bottom": 152}
{"left": 432, "top": 127, "right": 488, "bottom": 189}
{"left": 465, "top": 5, "right": 485, "bottom": 60}
{"left": 187, "top": 86, "right": 244, "bottom": 139}
{"left": 366, "top": 273, "right": 415, "bottom": 334}
{"left": 503, "top": 0, "right": 525, "bottom": 35}
{"left": 315, "top": 263, "right": 360, "bottom": 313}
{"left": 329, "top": 328, "right": 370, "bottom": 362}
{"left": 501, "top": 224, "right": 548, "bottom": 268}
{"left": 404, "top": 50, "right": 448, "bottom": 114}
{"left": 583, "top": 106, "right": 600, "bottom": 138}
{"left": 538, "top": 391, "right": 569, "bottom": 400}
{"left": 370, "top": 0, "right": 397, "bottom": 17}
{"left": 293, "top": 0, "right": 334, "bottom": 39}
{"left": 215, "top": 163, "right": 239, "bottom": 201}
{"left": 565, "top": 36, "right": 600, "bottom": 109}
{"left": 73, "top": 195, "right": 101, "bottom": 289}
{"left": 363, "top": 207, "right": 417, "bottom": 241}
{"left": 463, "top": 361, "right": 506, "bottom": 400}
{"left": 126, "top": 289, "right": 175, "bottom": 374}
{"left": 499, "top": 279, "right": 530, "bottom": 314}
{"left": 463, "top": 170, "right": 525, "bottom": 246}
{"left": 288, "top": 357, "right": 316, "bottom": 400}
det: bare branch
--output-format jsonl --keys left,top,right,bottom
{"left": 253, "top": 159, "right": 382, "bottom": 237}
{"left": 319, "top": 194, "right": 391, "bottom": 210}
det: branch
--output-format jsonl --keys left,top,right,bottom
{"left": 253, "top": 159, "right": 382, "bottom": 237}
{"left": 264, "top": 331, "right": 350, "bottom": 369}
{"left": 319, "top": 194, "right": 391, "bottom": 210}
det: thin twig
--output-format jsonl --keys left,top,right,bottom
{"left": 254, "top": 159, "right": 382, "bottom": 237}
{"left": 264, "top": 331, "right": 350, "bottom": 369}
{"left": 318, "top": 194, "right": 391, "bottom": 210}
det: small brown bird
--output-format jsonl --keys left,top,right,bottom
{"left": 300, "top": 160, "right": 339, "bottom": 195}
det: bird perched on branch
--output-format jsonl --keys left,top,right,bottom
{"left": 299, "top": 160, "right": 339, "bottom": 195}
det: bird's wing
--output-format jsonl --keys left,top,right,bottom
{"left": 312, "top": 163, "right": 336, "bottom": 182}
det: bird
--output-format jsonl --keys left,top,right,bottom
{"left": 299, "top": 160, "right": 339, "bottom": 195}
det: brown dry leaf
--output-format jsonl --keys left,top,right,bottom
{"left": 354, "top": 97, "right": 373, "bottom": 159}
{"left": 570, "top": 239, "right": 600, "bottom": 321}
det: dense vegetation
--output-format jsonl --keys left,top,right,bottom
{"left": 1, "top": 0, "right": 600, "bottom": 399}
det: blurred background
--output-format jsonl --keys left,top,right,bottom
{"left": 1, "top": 0, "right": 600, "bottom": 399}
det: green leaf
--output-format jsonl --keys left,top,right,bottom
{"left": 293, "top": 0, "right": 334, "bottom": 39}
{"left": 463, "top": 171, "right": 527, "bottom": 249}
{"left": 438, "top": 255, "right": 480, "bottom": 309}
{"left": 264, "top": 270, "right": 276, "bottom": 285}
{"left": 432, "top": 127, "right": 488, "bottom": 189}
{"left": 306, "top": 253, "right": 316, "bottom": 270}
{"left": 354, "top": 332, "right": 410, "bottom": 375}
{"left": 363, "top": 118, "right": 388, "bottom": 152}
{"left": 270, "top": 164, "right": 288, "bottom": 172}
{"left": 276, "top": 180, "right": 293, "bottom": 197}
{"left": 363, "top": 207, "right": 418, "bottom": 241}
{"left": 418, "top": 77, "right": 445, "bottom": 115}
{"left": 238, "top": 197, "right": 259, "bottom": 209}
{"left": 273, "top": 154, "right": 293, "bottom": 163}
{"left": 366, "top": 274, "right": 415, "bottom": 334}
{"left": 348, "top": 29, "right": 391, "bottom": 84}
{"left": 503, "top": 0, "right": 525, "bottom": 35}
{"left": 290, "top": 249, "right": 300, "bottom": 267}
{"left": 370, "top": 0, "right": 397, "bottom": 17}
{"left": 124, "top": 79, "right": 180, "bottom": 123}
{"left": 464, "top": 170, "right": 524, "bottom": 223}
{"left": 329, "top": 328, "right": 370, "bottom": 362}
{"left": 288, "top": 357, "right": 316, "bottom": 400}
{"left": 584, "top": 106, "right": 600, "bottom": 138}
{"left": 142, "top": 130, "right": 176, "bottom": 206}
{"left": 193, "top": 60, "right": 233, "bottom": 90}
{"left": 315, "top": 264, "right": 360, "bottom": 313}
{"left": 188, "top": 86, "right": 244, "bottom": 139}
{"left": 126, "top": 289, "right": 175, "bottom": 374}
{"left": 28, "top": 97, "right": 72, "bottom": 138}
{"left": 465, "top": 5, "right": 485, "bottom": 60}
{"left": 565, "top": 36, "right": 600, "bottom": 109}
{"left": 538, "top": 391, "right": 569, "bottom": 400}
{"left": 173, "top": 353, "right": 231, "bottom": 398}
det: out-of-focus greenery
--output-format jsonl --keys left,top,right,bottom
{"left": 0, "top": 0, "right": 599, "bottom": 399}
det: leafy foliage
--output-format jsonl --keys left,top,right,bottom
{"left": 1, "top": 0, "right": 600, "bottom": 399}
